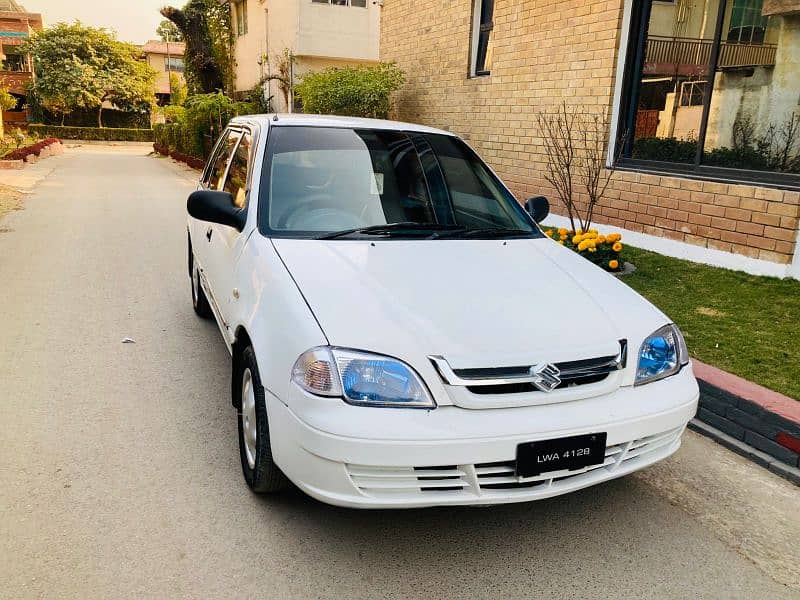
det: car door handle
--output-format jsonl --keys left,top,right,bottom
{"left": 206, "top": 227, "right": 213, "bottom": 242}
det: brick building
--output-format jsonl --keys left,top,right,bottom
{"left": 0, "top": 0, "right": 42, "bottom": 126}
{"left": 380, "top": 0, "right": 800, "bottom": 279}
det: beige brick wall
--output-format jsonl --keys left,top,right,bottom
{"left": 380, "top": 0, "right": 800, "bottom": 265}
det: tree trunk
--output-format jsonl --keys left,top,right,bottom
{"left": 98, "top": 105, "right": 103, "bottom": 128}
{"left": 61, "top": 112, "right": 65, "bottom": 126}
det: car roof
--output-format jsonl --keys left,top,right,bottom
{"left": 229, "top": 113, "right": 458, "bottom": 137}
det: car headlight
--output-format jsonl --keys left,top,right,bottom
{"left": 635, "top": 324, "right": 689, "bottom": 386}
{"left": 292, "top": 347, "right": 436, "bottom": 409}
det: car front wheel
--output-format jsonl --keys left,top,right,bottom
{"left": 237, "top": 346, "right": 290, "bottom": 493}
{"left": 189, "top": 239, "right": 212, "bottom": 319}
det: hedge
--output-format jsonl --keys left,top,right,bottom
{"left": 28, "top": 105, "right": 151, "bottom": 129}
{"left": 153, "top": 142, "right": 205, "bottom": 170}
{"left": 3, "top": 137, "right": 61, "bottom": 161}
{"left": 28, "top": 125, "right": 154, "bottom": 142}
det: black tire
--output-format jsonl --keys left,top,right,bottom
{"left": 237, "top": 346, "right": 290, "bottom": 493}
{"left": 189, "top": 239, "right": 212, "bottom": 319}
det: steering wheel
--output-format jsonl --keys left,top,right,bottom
{"left": 277, "top": 193, "right": 336, "bottom": 229}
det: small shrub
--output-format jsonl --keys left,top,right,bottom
{"left": 295, "top": 62, "right": 405, "bottom": 119}
{"left": 543, "top": 227, "right": 625, "bottom": 272}
{"left": 28, "top": 124, "right": 153, "bottom": 142}
{"left": 3, "top": 137, "right": 61, "bottom": 161}
{"left": 632, "top": 136, "right": 697, "bottom": 163}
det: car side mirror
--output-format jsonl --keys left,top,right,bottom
{"left": 187, "top": 190, "right": 246, "bottom": 232}
{"left": 525, "top": 196, "right": 550, "bottom": 223}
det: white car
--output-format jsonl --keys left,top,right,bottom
{"left": 187, "top": 114, "right": 699, "bottom": 509}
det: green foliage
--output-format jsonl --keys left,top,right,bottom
{"left": 295, "top": 62, "right": 406, "bottom": 119}
{"left": 623, "top": 246, "right": 800, "bottom": 400}
{"left": 0, "top": 87, "right": 16, "bottom": 112}
{"left": 23, "top": 23, "right": 156, "bottom": 127}
{"left": 632, "top": 136, "right": 697, "bottom": 163}
{"left": 157, "top": 19, "right": 183, "bottom": 42}
{"left": 153, "top": 92, "right": 255, "bottom": 158}
{"left": 169, "top": 73, "right": 188, "bottom": 106}
{"left": 28, "top": 124, "right": 154, "bottom": 142}
{"left": 27, "top": 102, "right": 150, "bottom": 128}
{"left": 161, "top": 0, "right": 232, "bottom": 95}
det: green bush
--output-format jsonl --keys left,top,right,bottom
{"left": 28, "top": 124, "right": 154, "bottom": 142}
{"left": 153, "top": 92, "right": 256, "bottom": 159}
{"left": 295, "top": 62, "right": 405, "bottom": 119}
{"left": 632, "top": 136, "right": 697, "bottom": 163}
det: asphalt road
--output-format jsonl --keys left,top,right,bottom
{"left": 1, "top": 145, "right": 798, "bottom": 599}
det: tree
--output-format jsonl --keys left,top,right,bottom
{"left": 0, "top": 87, "right": 17, "bottom": 139}
{"left": 536, "top": 102, "right": 626, "bottom": 232}
{"left": 160, "top": 0, "right": 232, "bottom": 94}
{"left": 169, "top": 73, "right": 188, "bottom": 106}
{"left": 24, "top": 23, "right": 156, "bottom": 128}
{"left": 295, "top": 62, "right": 405, "bottom": 119}
{"left": 156, "top": 19, "right": 183, "bottom": 42}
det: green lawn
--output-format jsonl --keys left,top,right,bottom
{"left": 621, "top": 246, "right": 800, "bottom": 400}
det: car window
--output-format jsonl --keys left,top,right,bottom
{"left": 258, "top": 126, "right": 538, "bottom": 238}
{"left": 208, "top": 130, "right": 241, "bottom": 191}
{"left": 223, "top": 131, "right": 252, "bottom": 208}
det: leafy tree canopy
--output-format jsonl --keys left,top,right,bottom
{"left": 160, "top": 0, "right": 232, "bottom": 95}
{"left": 156, "top": 19, "right": 183, "bottom": 42}
{"left": 24, "top": 22, "right": 156, "bottom": 127}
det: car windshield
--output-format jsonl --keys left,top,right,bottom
{"left": 258, "top": 126, "right": 542, "bottom": 239}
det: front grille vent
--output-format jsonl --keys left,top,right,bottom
{"left": 345, "top": 426, "right": 683, "bottom": 498}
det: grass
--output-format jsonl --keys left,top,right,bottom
{"left": 0, "top": 183, "right": 22, "bottom": 225}
{"left": 621, "top": 246, "right": 800, "bottom": 400}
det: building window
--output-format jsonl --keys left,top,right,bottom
{"left": 618, "top": 0, "right": 800, "bottom": 185}
{"left": 235, "top": 0, "right": 248, "bottom": 36}
{"left": 165, "top": 57, "right": 185, "bottom": 73}
{"left": 311, "top": 0, "right": 367, "bottom": 7}
{"left": 470, "top": 0, "right": 494, "bottom": 77}
{"left": 1, "top": 51, "right": 26, "bottom": 72}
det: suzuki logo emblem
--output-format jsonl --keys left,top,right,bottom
{"left": 529, "top": 363, "right": 561, "bottom": 392}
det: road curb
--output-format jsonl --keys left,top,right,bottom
{"left": 692, "top": 360, "right": 800, "bottom": 474}
{"left": 688, "top": 419, "right": 800, "bottom": 486}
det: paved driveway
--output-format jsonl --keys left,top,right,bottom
{"left": 1, "top": 145, "right": 798, "bottom": 599}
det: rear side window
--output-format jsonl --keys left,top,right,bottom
{"left": 207, "top": 130, "right": 241, "bottom": 191}
{"left": 223, "top": 132, "right": 252, "bottom": 208}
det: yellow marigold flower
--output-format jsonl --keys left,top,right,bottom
{"left": 589, "top": 229, "right": 598, "bottom": 235}
{"left": 559, "top": 233, "right": 568, "bottom": 241}
{"left": 572, "top": 235, "right": 583, "bottom": 245}
{"left": 558, "top": 240, "right": 564, "bottom": 245}
{"left": 586, "top": 239, "right": 596, "bottom": 249}
{"left": 558, "top": 228, "right": 568, "bottom": 236}
{"left": 609, "top": 259, "right": 619, "bottom": 270}
{"left": 597, "top": 235, "right": 606, "bottom": 244}
{"left": 589, "top": 247, "right": 597, "bottom": 253}
{"left": 578, "top": 240, "right": 590, "bottom": 251}
{"left": 613, "top": 242, "right": 623, "bottom": 252}
{"left": 576, "top": 229, "right": 583, "bottom": 235}
{"left": 545, "top": 230, "right": 554, "bottom": 237}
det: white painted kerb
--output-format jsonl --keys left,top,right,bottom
{"left": 542, "top": 214, "right": 798, "bottom": 280}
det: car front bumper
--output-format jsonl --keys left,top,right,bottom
{"left": 267, "top": 367, "right": 699, "bottom": 509}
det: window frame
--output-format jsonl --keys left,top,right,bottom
{"left": 310, "top": 0, "right": 368, "bottom": 7}
{"left": 221, "top": 130, "right": 254, "bottom": 209}
{"left": 613, "top": 0, "right": 800, "bottom": 190}
{"left": 469, "top": 0, "right": 494, "bottom": 77}
{"left": 235, "top": 0, "right": 248, "bottom": 36}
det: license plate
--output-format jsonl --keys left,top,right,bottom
{"left": 516, "top": 433, "right": 607, "bottom": 477}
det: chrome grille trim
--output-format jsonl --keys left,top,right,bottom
{"left": 428, "top": 340, "right": 627, "bottom": 388}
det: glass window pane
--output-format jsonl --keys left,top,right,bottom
{"left": 209, "top": 131, "right": 241, "bottom": 191}
{"left": 629, "top": 0, "right": 721, "bottom": 164}
{"left": 223, "top": 133, "right": 252, "bottom": 208}
{"left": 702, "top": 4, "right": 796, "bottom": 174}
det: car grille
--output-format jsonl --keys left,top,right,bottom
{"left": 345, "top": 426, "right": 683, "bottom": 497}
{"left": 430, "top": 340, "right": 627, "bottom": 395}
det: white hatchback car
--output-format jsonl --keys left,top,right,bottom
{"left": 187, "top": 114, "right": 699, "bottom": 508}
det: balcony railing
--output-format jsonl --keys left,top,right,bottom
{"left": 644, "top": 36, "right": 777, "bottom": 76}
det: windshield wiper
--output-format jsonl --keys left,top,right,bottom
{"left": 429, "top": 227, "right": 534, "bottom": 239}
{"left": 317, "top": 222, "right": 465, "bottom": 240}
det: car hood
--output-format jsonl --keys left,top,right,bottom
{"left": 271, "top": 237, "right": 669, "bottom": 379}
